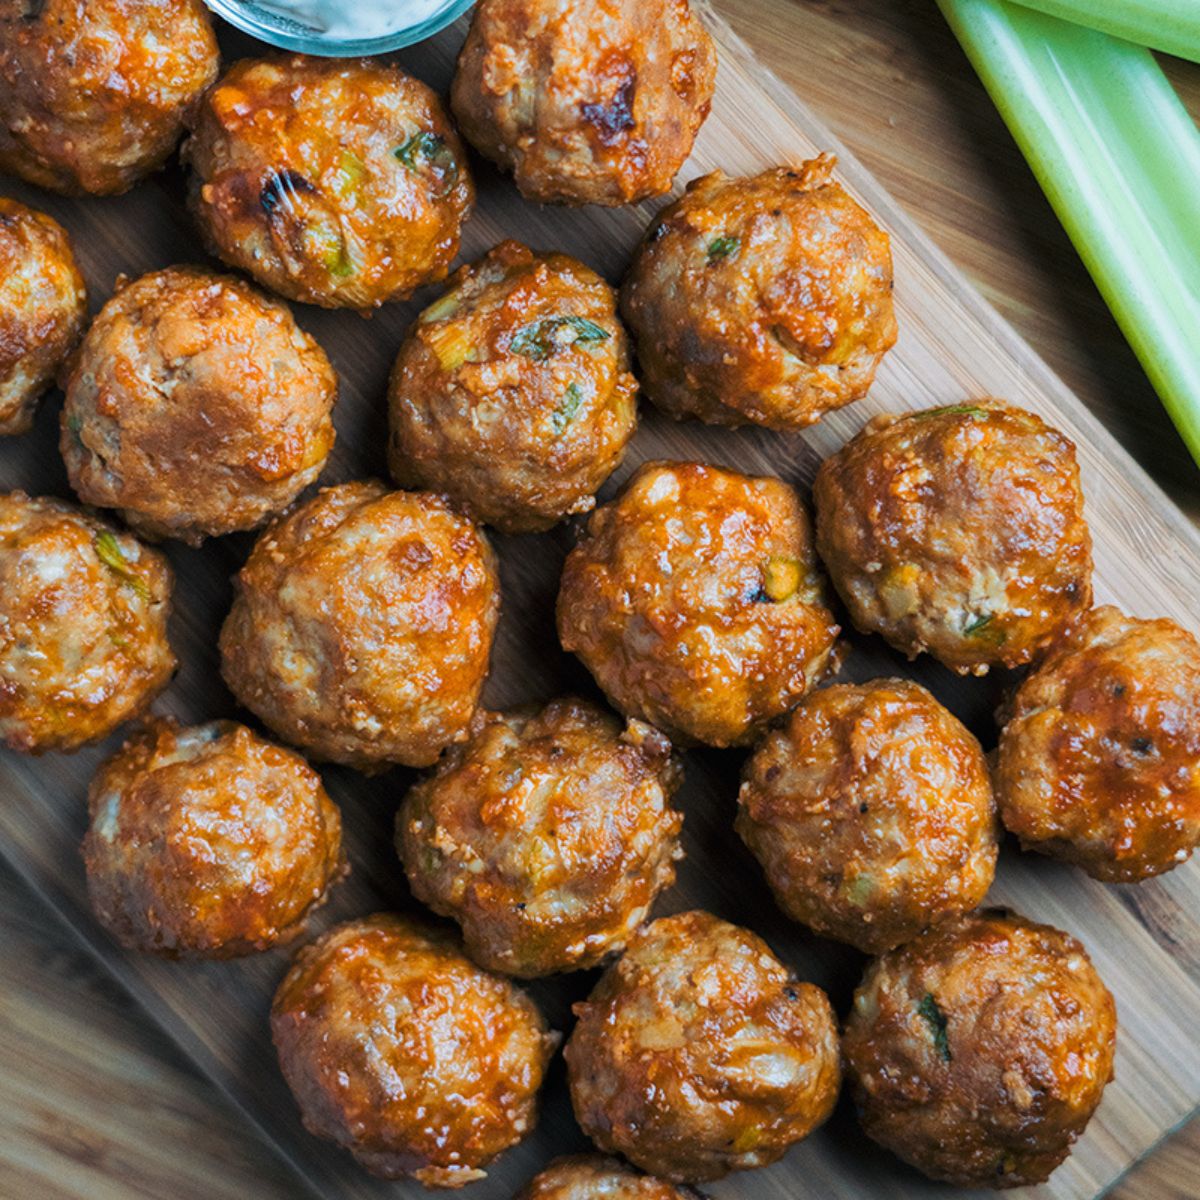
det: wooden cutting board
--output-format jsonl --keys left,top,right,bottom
{"left": 1, "top": 6, "right": 1198, "bottom": 1198}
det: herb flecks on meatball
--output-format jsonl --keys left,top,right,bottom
{"left": 452, "top": 0, "right": 717, "bottom": 207}
{"left": 62, "top": 266, "right": 337, "bottom": 545}
{"left": 565, "top": 910, "right": 841, "bottom": 1183}
{"left": 997, "top": 605, "right": 1200, "bottom": 882}
{"left": 187, "top": 55, "right": 474, "bottom": 309}
{"left": 843, "top": 909, "right": 1117, "bottom": 1188}
{"left": 389, "top": 241, "right": 638, "bottom": 533}
{"left": 557, "top": 460, "right": 839, "bottom": 747}
{"left": 814, "top": 400, "right": 1093, "bottom": 674}
{"left": 622, "top": 157, "right": 897, "bottom": 430}
{"left": 271, "top": 914, "right": 557, "bottom": 1186}
{"left": 399, "top": 698, "right": 683, "bottom": 977}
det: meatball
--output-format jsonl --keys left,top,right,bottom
{"left": 398, "top": 698, "right": 683, "bottom": 978}
{"left": 621, "top": 157, "right": 897, "bottom": 430}
{"left": 0, "top": 492, "right": 175, "bottom": 754}
{"left": 83, "top": 717, "right": 345, "bottom": 958}
{"left": 61, "top": 266, "right": 337, "bottom": 545}
{"left": 737, "top": 679, "right": 997, "bottom": 953}
{"left": 0, "top": 198, "right": 87, "bottom": 435}
{"left": 220, "top": 481, "right": 499, "bottom": 772}
{"left": 996, "top": 605, "right": 1200, "bottom": 883}
{"left": 557, "top": 460, "right": 839, "bottom": 747}
{"left": 0, "top": 0, "right": 218, "bottom": 195}
{"left": 516, "top": 1155, "right": 699, "bottom": 1200}
{"left": 842, "top": 909, "right": 1116, "bottom": 1188}
{"left": 814, "top": 401, "right": 1093, "bottom": 675}
{"left": 186, "top": 56, "right": 474, "bottom": 310}
{"left": 271, "top": 914, "right": 557, "bottom": 1186}
{"left": 451, "top": 0, "right": 716, "bottom": 207}
{"left": 565, "top": 910, "right": 840, "bottom": 1182}
{"left": 388, "top": 241, "right": 638, "bottom": 534}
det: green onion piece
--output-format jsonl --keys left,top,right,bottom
{"left": 1003, "top": 0, "right": 1200, "bottom": 64}
{"left": 510, "top": 316, "right": 611, "bottom": 362}
{"left": 938, "top": 0, "right": 1200, "bottom": 467}
{"left": 707, "top": 235, "right": 740, "bottom": 263}
{"left": 94, "top": 532, "right": 149, "bottom": 600}
{"left": 918, "top": 993, "right": 952, "bottom": 1062}
{"left": 552, "top": 383, "right": 585, "bottom": 434}
{"left": 912, "top": 403, "right": 986, "bottom": 421}
{"left": 394, "top": 132, "right": 459, "bottom": 193}
{"left": 964, "top": 613, "right": 994, "bottom": 635}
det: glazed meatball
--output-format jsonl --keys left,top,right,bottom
{"left": 187, "top": 56, "right": 474, "bottom": 309}
{"left": 451, "top": 0, "right": 716, "bottom": 207}
{"left": 0, "top": 493, "right": 174, "bottom": 754}
{"left": 271, "top": 914, "right": 557, "bottom": 1186}
{"left": 996, "top": 605, "right": 1200, "bottom": 882}
{"left": 220, "top": 481, "right": 499, "bottom": 772}
{"left": 61, "top": 266, "right": 337, "bottom": 544}
{"left": 843, "top": 909, "right": 1116, "bottom": 1188}
{"left": 398, "top": 698, "right": 683, "bottom": 978}
{"left": 0, "top": 198, "right": 87, "bottom": 435}
{"left": 621, "top": 157, "right": 897, "bottom": 430}
{"left": 737, "top": 679, "right": 997, "bottom": 953}
{"left": 516, "top": 1155, "right": 699, "bottom": 1200}
{"left": 0, "top": 0, "right": 218, "bottom": 195}
{"left": 83, "top": 717, "right": 345, "bottom": 958}
{"left": 814, "top": 401, "right": 1093, "bottom": 674}
{"left": 557, "top": 460, "right": 839, "bottom": 747}
{"left": 565, "top": 910, "right": 840, "bottom": 1182}
{"left": 388, "top": 241, "right": 638, "bottom": 534}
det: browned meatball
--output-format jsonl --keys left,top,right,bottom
{"left": 0, "top": 0, "right": 218, "bottom": 195}
{"left": 621, "top": 158, "right": 897, "bottom": 430}
{"left": 388, "top": 241, "right": 638, "bottom": 534}
{"left": 0, "top": 198, "right": 86, "bottom": 435}
{"left": 61, "top": 266, "right": 337, "bottom": 545}
{"left": 0, "top": 492, "right": 174, "bottom": 754}
{"left": 83, "top": 717, "right": 345, "bottom": 958}
{"left": 996, "top": 606, "right": 1200, "bottom": 883}
{"left": 565, "top": 910, "right": 840, "bottom": 1182}
{"left": 271, "top": 914, "right": 557, "bottom": 1186}
{"left": 557, "top": 461, "right": 839, "bottom": 747}
{"left": 398, "top": 698, "right": 683, "bottom": 978}
{"left": 737, "top": 679, "right": 997, "bottom": 954}
{"left": 220, "top": 481, "right": 499, "bottom": 772}
{"left": 452, "top": 0, "right": 716, "bottom": 207}
{"left": 515, "top": 1155, "right": 700, "bottom": 1200}
{"left": 814, "top": 401, "right": 1093, "bottom": 675}
{"left": 843, "top": 910, "right": 1116, "bottom": 1188}
{"left": 186, "top": 56, "right": 474, "bottom": 310}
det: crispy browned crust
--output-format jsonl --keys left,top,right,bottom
{"left": 621, "top": 158, "right": 897, "bottom": 430}
{"left": 271, "top": 914, "right": 557, "bottom": 1186}
{"left": 186, "top": 55, "right": 474, "bottom": 309}
{"left": 557, "top": 460, "right": 839, "bottom": 747}
{"left": 61, "top": 266, "right": 337, "bottom": 544}
{"left": 388, "top": 240, "right": 638, "bottom": 534}
{"left": 0, "top": 0, "right": 218, "bottom": 195}
{"left": 83, "top": 717, "right": 345, "bottom": 958}
{"left": 843, "top": 909, "right": 1117, "bottom": 1188}
{"left": 814, "top": 400, "right": 1093, "bottom": 674}
{"left": 452, "top": 0, "right": 716, "bottom": 207}
{"left": 996, "top": 605, "right": 1200, "bottom": 882}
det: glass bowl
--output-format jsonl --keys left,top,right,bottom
{"left": 204, "top": 0, "right": 476, "bottom": 56}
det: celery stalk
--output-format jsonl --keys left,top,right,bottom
{"left": 1004, "top": 0, "right": 1200, "bottom": 64}
{"left": 938, "top": 0, "right": 1200, "bottom": 466}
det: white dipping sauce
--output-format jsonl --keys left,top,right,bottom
{"left": 254, "top": 0, "right": 449, "bottom": 40}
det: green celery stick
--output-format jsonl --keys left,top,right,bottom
{"left": 1004, "top": 0, "right": 1200, "bottom": 64}
{"left": 939, "top": 0, "right": 1200, "bottom": 466}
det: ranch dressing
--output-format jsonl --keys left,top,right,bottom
{"left": 254, "top": 0, "right": 450, "bottom": 40}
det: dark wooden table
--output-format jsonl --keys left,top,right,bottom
{"left": 2, "top": 2, "right": 1198, "bottom": 1196}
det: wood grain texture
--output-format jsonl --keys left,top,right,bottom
{"left": 1, "top": 2, "right": 1199, "bottom": 1198}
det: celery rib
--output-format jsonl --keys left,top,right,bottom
{"left": 1004, "top": 0, "right": 1200, "bottom": 64}
{"left": 938, "top": 0, "right": 1200, "bottom": 467}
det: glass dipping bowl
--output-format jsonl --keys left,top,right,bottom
{"left": 204, "top": 0, "right": 475, "bottom": 56}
